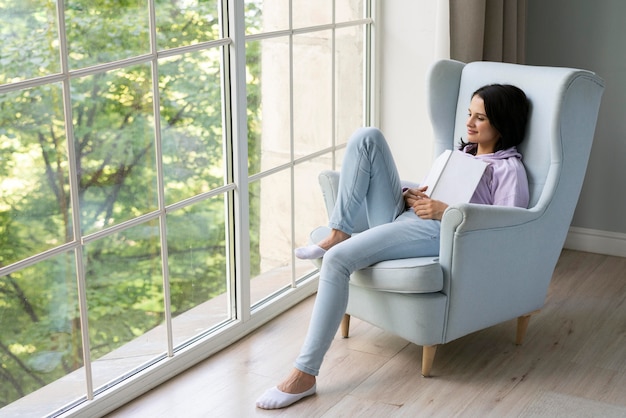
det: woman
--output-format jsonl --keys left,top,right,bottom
{"left": 256, "top": 84, "right": 530, "bottom": 409}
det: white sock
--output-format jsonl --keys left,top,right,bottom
{"left": 255, "top": 384, "right": 317, "bottom": 409}
{"left": 294, "top": 244, "right": 326, "bottom": 260}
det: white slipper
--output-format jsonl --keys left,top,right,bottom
{"left": 294, "top": 244, "right": 326, "bottom": 260}
{"left": 255, "top": 384, "right": 317, "bottom": 409}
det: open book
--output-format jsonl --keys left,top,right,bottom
{"left": 420, "top": 150, "right": 489, "bottom": 205}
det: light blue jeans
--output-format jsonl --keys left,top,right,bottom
{"left": 294, "top": 127, "right": 441, "bottom": 376}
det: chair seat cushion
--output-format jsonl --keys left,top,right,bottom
{"left": 351, "top": 257, "right": 443, "bottom": 293}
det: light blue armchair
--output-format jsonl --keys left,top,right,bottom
{"left": 312, "top": 60, "right": 604, "bottom": 377}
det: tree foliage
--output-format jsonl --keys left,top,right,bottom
{"left": 0, "top": 0, "right": 262, "bottom": 407}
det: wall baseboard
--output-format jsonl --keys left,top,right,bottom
{"left": 565, "top": 227, "right": 626, "bottom": 258}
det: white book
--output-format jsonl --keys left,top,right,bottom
{"left": 420, "top": 149, "right": 489, "bottom": 205}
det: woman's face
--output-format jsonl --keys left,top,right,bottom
{"left": 466, "top": 95, "right": 501, "bottom": 154}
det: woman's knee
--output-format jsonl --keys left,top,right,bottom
{"left": 320, "top": 247, "right": 354, "bottom": 280}
{"left": 349, "top": 127, "right": 385, "bottom": 145}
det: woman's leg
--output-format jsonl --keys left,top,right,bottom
{"left": 294, "top": 214, "right": 440, "bottom": 375}
{"left": 295, "top": 127, "right": 405, "bottom": 259}
{"left": 257, "top": 214, "right": 440, "bottom": 409}
{"left": 257, "top": 128, "right": 421, "bottom": 409}
{"left": 330, "top": 127, "right": 405, "bottom": 234}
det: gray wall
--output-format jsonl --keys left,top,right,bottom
{"left": 526, "top": 0, "right": 626, "bottom": 234}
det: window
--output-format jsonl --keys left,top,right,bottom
{"left": 0, "top": 0, "right": 372, "bottom": 415}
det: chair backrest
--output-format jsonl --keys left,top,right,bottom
{"left": 427, "top": 60, "right": 604, "bottom": 211}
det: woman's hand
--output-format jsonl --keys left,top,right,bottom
{"left": 403, "top": 187, "right": 448, "bottom": 220}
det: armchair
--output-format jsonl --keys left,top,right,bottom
{"left": 312, "top": 60, "right": 604, "bottom": 377}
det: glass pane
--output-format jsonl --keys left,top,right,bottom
{"left": 336, "top": 26, "right": 365, "bottom": 146}
{"left": 155, "top": 0, "right": 220, "bottom": 50}
{"left": 0, "top": 1, "right": 60, "bottom": 84}
{"left": 64, "top": 0, "right": 150, "bottom": 68}
{"left": 293, "top": 31, "right": 332, "bottom": 157}
{"left": 245, "top": 0, "right": 289, "bottom": 35}
{"left": 336, "top": 0, "right": 364, "bottom": 22}
{"left": 0, "top": 253, "right": 83, "bottom": 414}
{"left": 167, "top": 197, "right": 229, "bottom": 348}
{"left": 159, "top": 50, "right": 225, "bottom": 205}
{"left": 250, "top": 170, "right": 293, "bottom": 305}
{"left": 247, "top": 37, "right": 291, "bottom": 176}
{"left": 292, "top": 0, "right": 332, "bottom": 28}
{"left": 84, "top": 220, "right": 165, "bottom": 390}
{"left": 0, "top": 84, "right": 72, "bottom": 267}
{"left": 72, "top": 64, "right": 157, "bottom": 235}
{"left": 294, "top": 157, "right": 330, "bottom": 276}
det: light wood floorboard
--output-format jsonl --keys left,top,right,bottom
{"left": 107, "top": 250, "right": 626, "bottom": 417}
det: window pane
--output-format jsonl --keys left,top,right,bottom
{"left": 247, "top": 37, "right": 291, "bottom": 176}
{"left": 159, "top": 51, "right": 225, "bottom": 205}
{"left": 0, "top": 1, "right": 60, "bottom": 84}
{"left": 250, "top": 171, "right": 293, "bottom": 304}
{"left": 84, "top": 220, "right": 165, "bottom": 390}
{"left": 0, "top": 253, "right": 83, "bottom": 412}
{"left": 294, "top": 157, "right": 331, "bottom": 272}
{"left": 167, "top": 197, "right": 230, "bottom": 348}
{"left": 155, "top": 0, "right": 220, "bottom": 50}
{"left": 292, "top": 0, "right": 332, "bottom": 28}
{"left": 0, "top": 84, "right": 71, "bottom": 267}
{"left": 336, "top": 26, "right": 365, "bottom": 145}
{"left": 245, "top": 0, "right": 289, "bottom": 35}
{"left": 72, "top": 64, "right": 157, "bottom": 235}
{"left": 64, "top": 0, "right": 150, "bottom": 68}
{"left": 336, "top": 0, "right": 364, "bottom": 22}
{"left": 293, "top": 31, "right": 333, "bottom": 156}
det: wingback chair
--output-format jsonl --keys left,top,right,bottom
{"left": 311, "top": 60, "right": 604, "bottom": 377}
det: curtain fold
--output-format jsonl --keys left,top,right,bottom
{"left": 449, "top": 0, "right": 526, "bottom": 63}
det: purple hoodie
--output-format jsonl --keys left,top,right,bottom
{"left": 462, "top": 145, "right": 530, "bottom": 208}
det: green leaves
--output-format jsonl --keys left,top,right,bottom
{"left": 0, "top": 0, "right": 259, "bottom": 407}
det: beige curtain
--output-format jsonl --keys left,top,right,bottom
{"left": 449, "top": 0, "right": 527, "bottom": 63}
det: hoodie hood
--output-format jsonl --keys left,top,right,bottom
{"left": 462, "top": 144, "right": 523, "bottom": 162}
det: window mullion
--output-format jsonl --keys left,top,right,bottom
{"left": 146, "top": 0, "right": 175, "bottom": 358}
{"left": 226, "top": 0, "right": 251, "bottom": 323}
{"left": 55, "top": 0, "right": 95, "bottom": 401}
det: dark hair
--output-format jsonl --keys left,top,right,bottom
{"left": 459, "top": 84, "right": 530, "bottom": 154}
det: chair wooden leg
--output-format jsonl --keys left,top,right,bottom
{"left": 516, "top": 310, "right": 540, "bottom": 345}
{"left": 340, "top": 314, "right": 351, "bottom": 338}
{"left": 421, "top": 345, "right": 438, "bottom": 377}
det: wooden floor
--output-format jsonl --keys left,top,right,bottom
{"left": 108, "top": 250, "right": 626, "bottom": 417}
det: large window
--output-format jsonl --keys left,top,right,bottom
{"left": 0, "top": 0, "right": 372, "bottom": 416}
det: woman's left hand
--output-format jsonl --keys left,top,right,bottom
{"left": 412, "top": 198, "right": 448, "bottom": 220}
{"left": 404, "top": 187, "right": 448, "bottom": 220}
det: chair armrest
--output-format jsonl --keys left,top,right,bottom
{"left": 318, "top": 170, "right": 340, "bottom": 218}
{"left": 438, "top": 203, "right": 560, "bottom": 342}
{"left": 442, "top": 204, "right": 540, "bottom": 233}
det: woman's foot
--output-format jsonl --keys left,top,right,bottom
{"left": 256, "top": 369, "right": 317, "bottom": 409}
{"left": 295, "top": 229, "right": 350, "bottom": 260}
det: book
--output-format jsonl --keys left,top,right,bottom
{"left": 420, "top": 149, "right": 488, "bottom": 205}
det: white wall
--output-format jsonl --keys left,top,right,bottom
{"left": 377, "top": 1, "right": 447, "bottom": 182}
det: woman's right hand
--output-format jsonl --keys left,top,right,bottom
{"left": 403, "top": 186, "right": 429, "bottom": 208}
{"left": 403, "top": 186, "right": 448, "bottom": 220}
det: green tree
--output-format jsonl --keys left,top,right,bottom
{"left": 0, "top": 0, "right": 263, "bottom": 407}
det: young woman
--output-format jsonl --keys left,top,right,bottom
{"left": 256, "top": 84, "right": 530, "bottom": 409}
